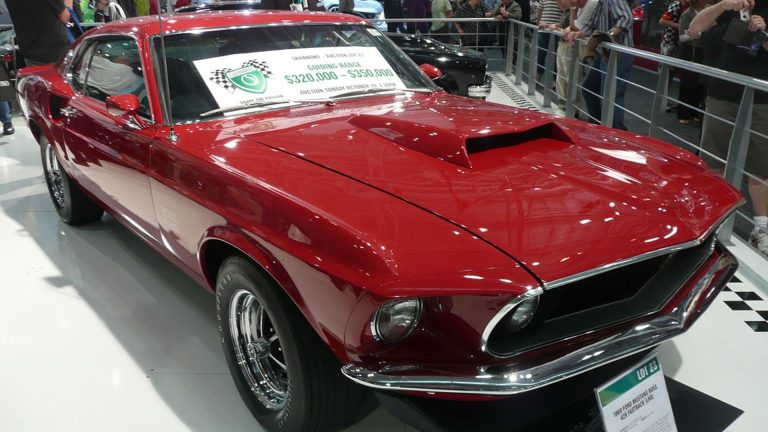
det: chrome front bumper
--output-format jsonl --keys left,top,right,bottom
{"left": 341, "top": 247, "right": 736, "bottom": 395}
{"left": 467, "top": 75, "right": 493, "bottom": 99}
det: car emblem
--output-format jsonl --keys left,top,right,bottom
{"left": 226, "top": 66, "right": 268, "bottom": 94}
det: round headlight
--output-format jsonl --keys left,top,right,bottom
{"left": 500, "top": 296, "right": 539, "bottom": 332}
{"left": 371, "top": 298, "right": 422, "bottom": 344}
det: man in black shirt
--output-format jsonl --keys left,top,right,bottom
{"left": 690, "top": 0, "right": 768, "bottom": 256}
{"left": 6, "top": 0, "right": 70, "bottom": 66}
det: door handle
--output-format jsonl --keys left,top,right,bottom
{"left": 60, "top": 107, "right": 77, "bottom": 117}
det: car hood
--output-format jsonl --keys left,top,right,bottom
{"left": 220, "top": 95, "right": 742, "bottom": 285}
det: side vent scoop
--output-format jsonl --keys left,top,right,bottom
{"left": 349, "top": 114, "right": 572, "bottom": 169}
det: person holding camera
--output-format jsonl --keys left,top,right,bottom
{"left": 689, "top": 0, "right": 768, "bottom": 256}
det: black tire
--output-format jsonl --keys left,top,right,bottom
{"left": 40, "top": 137, "right": 103, "bottom": 225}
{"left": 216, "top": 256, "right": 368, "bottom": 432}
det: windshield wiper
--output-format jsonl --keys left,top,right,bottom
{"left": 329, "top": 87, "right": 433, "bottom": 100}
{"left": 200, "top": 99, "right": 321, "bottom": 118}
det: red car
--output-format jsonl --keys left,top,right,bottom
{"left": 18, "top": 10, "right": 741, "bottom": 432}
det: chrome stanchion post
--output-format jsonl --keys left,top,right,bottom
{"left": 528, "top": 27, "right": 538, "bottom": 96}
{"left": 600, "top": 48, "right": 618, "bottom": 127}
{"left": 542, "top": 31, "right": 557, "bottom": 107}
{"left": 505, "top": 21, "right": 515, "bottom": 76}
{"left": 515, "top": 24, "right": 525, "bottom": 85}
{"left": 718, "top": 87, "right": 754, "bottom": 243}
{"left": 648, "top": 63, "right": 670, "bottom": 139}
{"left": 565, "top": 39, "right": 580, "bottom": 118}
{"left": 475, "top": 20, "right": 480, "bottom": 50}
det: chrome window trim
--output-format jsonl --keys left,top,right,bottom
{"left": 63, "top": 32, "right": 156, "bottom": 124}
{"left": 62, "top": 41, "right": 92, "bottom": 88}
{"left": 66, "top": 41, "right": 96, "bottom": 94}
{"left": 542, "top": 201, "right": 744, "bottom": 290}
{"left": 479, "top": 288, "right": 543, "bottom": 356}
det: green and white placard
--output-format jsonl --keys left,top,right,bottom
{"left": 193, "top": 46, "right": 406, "bottom": 113}
{"left": 595, "top": 354, "right": 677, "bottom": 432}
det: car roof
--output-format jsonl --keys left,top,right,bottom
{"left": 85, "top": 10, "right": 366, "bottom": 38}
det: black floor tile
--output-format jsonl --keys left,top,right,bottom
{"left": 745, "top": 321, "right": 768, "bottom": 332}
{"left": 666, "top": 378, "right": 744, "bottom": 432}
{"left": 757, "top": 311, "right": 768, "bottom": 320}
{"left": 725, "top": 301, "right": 753, "bottom": 311}
{"left": 722, "top": 286, "right": 732, "bottom": 292}
{"left": 730, "top": 275, "right": 742, "bottom": 283}
{"left": 736, "top": 291, "right": 763, "bottom": 301}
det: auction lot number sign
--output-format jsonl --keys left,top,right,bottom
{"left": 596, "top": 354, "right": 677, "bottom": 432}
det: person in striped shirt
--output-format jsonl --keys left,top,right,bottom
{"left": 565, "top": 0, "right": 634, "bottom": 130}
{"left": 536, "top": 0, "right": 564, "bottom": 74}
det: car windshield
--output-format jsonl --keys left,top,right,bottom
{"left": 152, "top": 24, "right": 437, "bottom": 123}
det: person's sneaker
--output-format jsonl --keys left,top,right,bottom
{"left": 3, "top": 123, "right": 14, "bottom": 136}
{"left": 751, "top": 227, "right": 768, "bottom": 256}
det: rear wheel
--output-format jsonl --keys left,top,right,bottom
{"left": 216, "top": 256, "right": 368, "bottom": 432}
{"left": 40, "top": 137, "right": 103, "bottom": 225}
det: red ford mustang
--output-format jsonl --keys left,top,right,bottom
{"left": 18, "top": 10, "right": 742, "bottom": 432}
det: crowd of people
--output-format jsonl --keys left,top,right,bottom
{"left": 0, "top": 0, "right": 766, "bottom": 254}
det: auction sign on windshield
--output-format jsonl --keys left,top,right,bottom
{"left": 194, "top": 46, "right": 405, "bottom": 112}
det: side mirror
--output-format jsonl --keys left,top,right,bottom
{"left": 419, "top": 63, "right": 443, "bottom": 80}
{"left": 105, "top": 94, "right": 140, "bottom": 117}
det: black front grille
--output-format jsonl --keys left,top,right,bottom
{"left": 487, "top": 237, "right": 717, "bottom": 357}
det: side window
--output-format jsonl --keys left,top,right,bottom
{"left": 71, "top": 43, "right": 95, "bottom": 93}
{"left": 84, "top": 38, "right": 151, "bottom": 119}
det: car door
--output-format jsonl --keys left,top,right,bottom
{"left": 62, "top": 36, "right": 160, "bottom": 243}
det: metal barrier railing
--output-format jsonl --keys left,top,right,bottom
{"left": 563, "top": 39, "right": 768, "bottom": 248}
{"left": 369, "top": 17, "right": 513, "bottom": 54}
{"left": 2, "top": 16, "right": 766, "bottom": 257}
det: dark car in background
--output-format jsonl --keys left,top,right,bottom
{"left": 175, "top": 1, "right": 490, "bottom": 97}
{"left": 385, "top": 32, "right": 491, "bottom": 97}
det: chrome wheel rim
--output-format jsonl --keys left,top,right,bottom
{"left": 44, "top": 143, "right": 65, "bottom": 209}
{"left": 229, "top": 289, "right": 289, "bottom": 411}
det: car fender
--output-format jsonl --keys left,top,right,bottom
{"left": 198, "top": 226, "right": 354, "bottom": 361}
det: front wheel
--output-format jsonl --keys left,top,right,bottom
{"left": 40, "top": 137, "right": 103, "bottom": 225}
{"left": 216, "top": 256, "right": 368, "bottom": 432}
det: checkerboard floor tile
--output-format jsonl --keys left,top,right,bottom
{"left": 719, "top": 275, "right": 768, "bottom": 333}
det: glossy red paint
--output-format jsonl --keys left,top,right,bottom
{"left": 220, "top": 96, "right": 741, "bottom": 285}
{"left": 17, "top": 11, "right": 742, "bottom": 401}
{"left": 418, "top": 63, "right": 443, "bottom": 80}
{"left": 105, "top": 94, "right": 141, "bottom": 117}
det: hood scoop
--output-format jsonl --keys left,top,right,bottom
{"left": 349, "top": 114, "right": 572, "bottom": 169}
